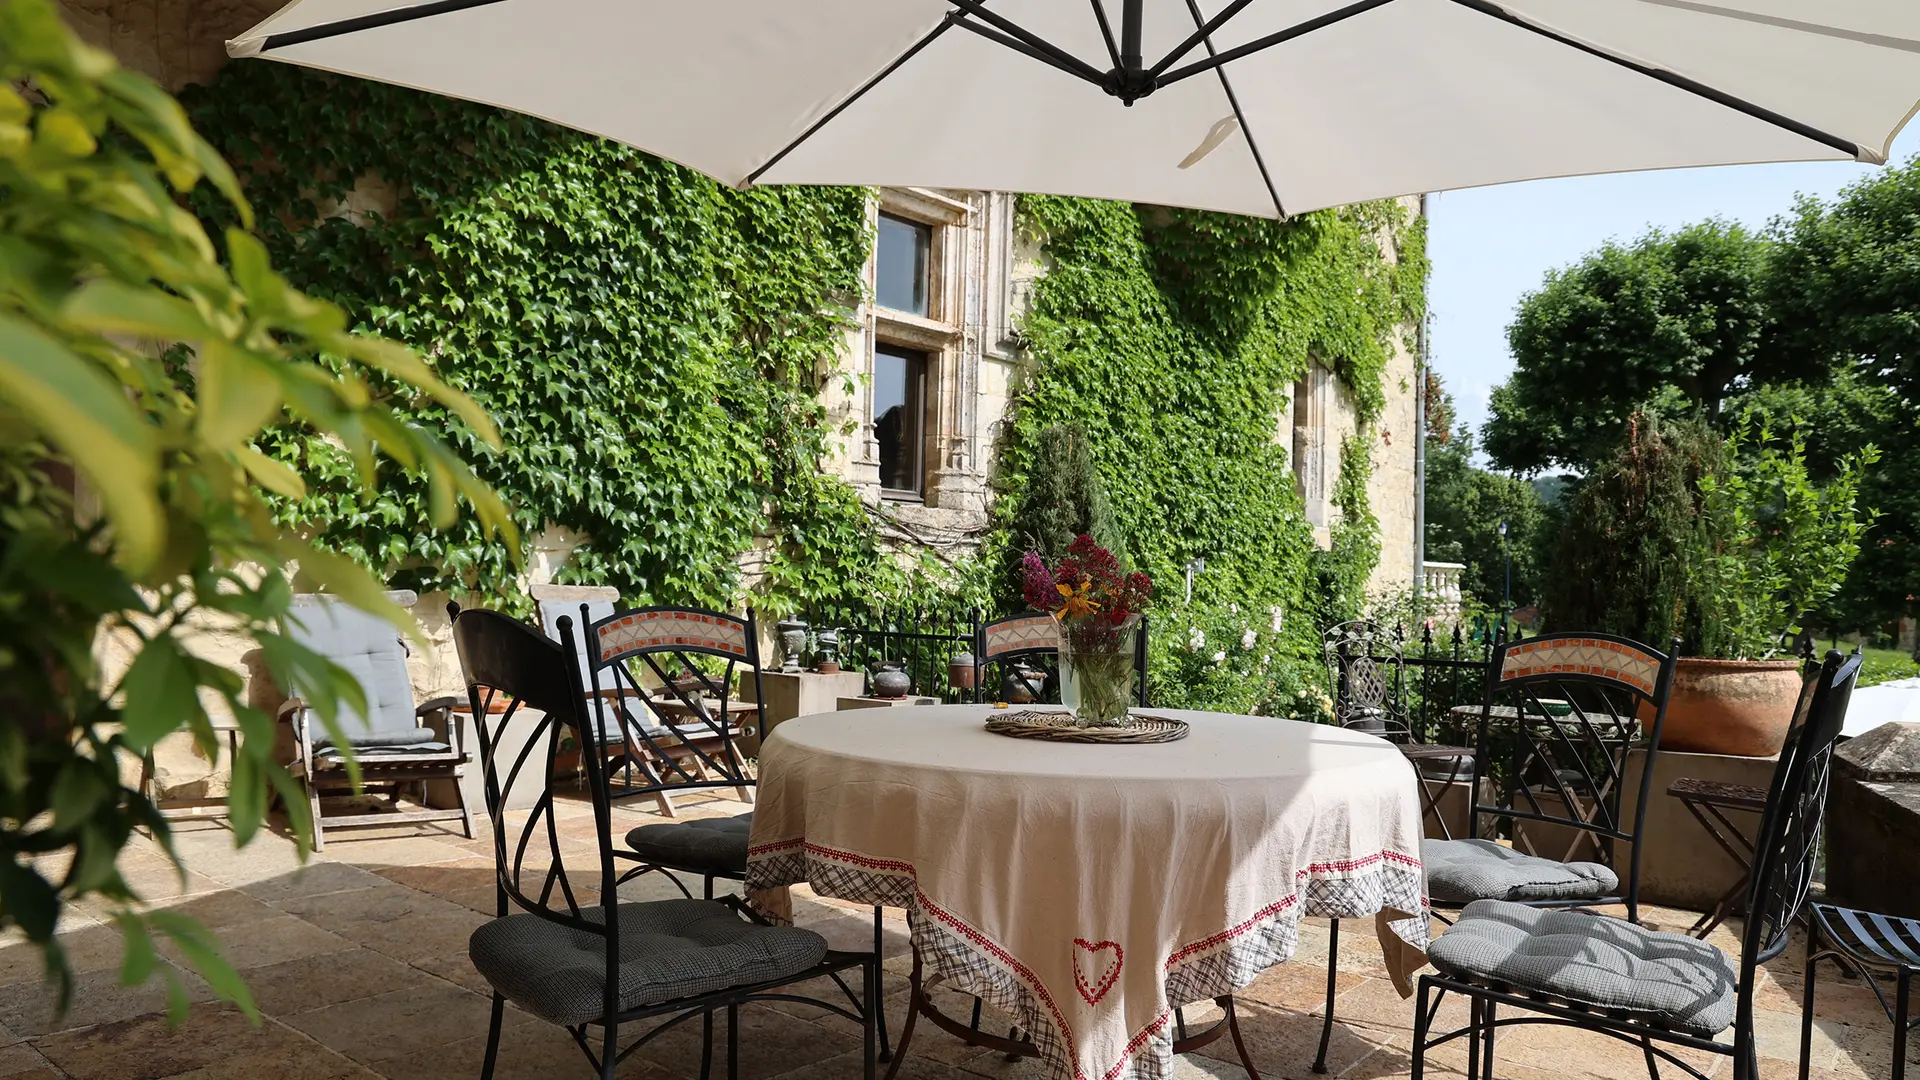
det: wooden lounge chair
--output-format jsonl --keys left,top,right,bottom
{"left": 281, "top": 590, "right": 474, "bottom": 850}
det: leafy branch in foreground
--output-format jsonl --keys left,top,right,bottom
{"left": 0, "top": 0, "right": 515, "bottom": 1016}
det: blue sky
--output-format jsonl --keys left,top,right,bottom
{"left": 1426, "top": 125, "right": 1920, "bottom": 459}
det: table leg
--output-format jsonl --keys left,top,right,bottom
{"left": 881, "top": 950, "right": 924, "bottom": 1080}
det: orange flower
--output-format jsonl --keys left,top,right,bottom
{"left": 1054, "top": 581, "right": 1101, "bottom": 620}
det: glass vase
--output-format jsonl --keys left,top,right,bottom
{"left": 1055, "top": 614, "right": 1141, "bottom": 727}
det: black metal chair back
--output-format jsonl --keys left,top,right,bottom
{"left": 1324, "top": 620, "right": 1411, "bottom": 737}
{"left": 973, "top": 612, "right": 1149, "bottom": 707}
{"left": 1465, "top": 632, "right": 1680, "bottom": 920}
{"left": 575, "top": 605, "right": 762, "bottom": 801}
{"left": 1738, "top": 650, "right": 1858, "bottom": 982}
{"left": 447, "top": 604, "right": 617, "bottom": 931}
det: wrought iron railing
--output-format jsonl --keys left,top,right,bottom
{"left": 799, "top": 605, "right": 979, "bottom": 703}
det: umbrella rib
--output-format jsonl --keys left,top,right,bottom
{"left": 948, "top": 18, "right": 1108, "bottom": 86}
{"left": 1157, "top": 0, "right": 1401, "bottom": 89}
{"left": 1180, "top": 0, "right": 1287, "bottom": 219}
{"left": 1445, "top": 0, "right": 1867, "bottom": 161}
{"left": 744, "top": 18, "right": 959, "bottom": 186}
{"left": 1090, "top": 0, "right": 1124, "bottom": 72}
{"left": 943, "top": 0, "right": 1109, "bottom": 85}
{"left": 255, "top": 0, "right": 509, "bottom": 51}
{"left": 1152, "top": 0, "right": 1258, "bottom": 79}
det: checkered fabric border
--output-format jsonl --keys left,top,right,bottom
{"left": 983, "top": 613, "right": 1059, "bottom": 659}
{"left": 597, "top": 610, "right": 749, "bottom": 662}
{"left": 746, "top": 840, "right": 1427, "bottom": 1080}
{"left": 1163, "top": 852, "right": 1429, "bottom": 1009}
{"left": 1500, "top": 637, "right": 1659, "bottom": 695}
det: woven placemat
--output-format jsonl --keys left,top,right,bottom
{"left": 984, "top": 709, "right": 1189, "bottom": 744}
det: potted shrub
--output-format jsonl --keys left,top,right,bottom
{"left": 1545, "top": 411, "right": 1874, "bottom": 756}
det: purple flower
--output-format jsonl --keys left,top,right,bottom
{"left": 1020, "top": 551, "right": 1058, "bottom": 612}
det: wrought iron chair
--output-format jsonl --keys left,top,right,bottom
{"left": 447, "top": 605, "right": 879, "bottom": 1080}
{"left": 1313, "top": 630, "right": 1680, "bottom": 1073}
{"left": 1323, "top": 620, "right": 1480, "bottom": 835}
{"left": 555, "top": 603, "right": 895, "bottom": 1062}
{"left": 1665, "top": 651, "right": 1823, "bottom": 938}
{"left": 1803, "top": 904, "right": 1920, "bottom": 1080}
{"left": 281, "top": 590, "right": 474, "bottom": 850}
{"left": 972, "top": 611, "right": 1150, "bottom": 707}
{"left": 1410, "top": 650, "right": 1859, "bottom": 1080}
{"left": 529, "top": 585, "right": 750, "bottom": 818}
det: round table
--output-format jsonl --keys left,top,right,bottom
{"left": 745, "top": 704, "right": 1430, "bottom": 1080}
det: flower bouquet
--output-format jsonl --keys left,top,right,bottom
{"left": 1021, "top": 536, "right": 1152, "bottom": 726}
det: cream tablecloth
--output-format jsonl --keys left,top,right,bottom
{"left": 745, "top": 704, "right": 1429, "bottom": 1080}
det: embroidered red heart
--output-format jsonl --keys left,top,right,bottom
{"left": 1073, "top": 938, "right": 1123, "bottom": 1006}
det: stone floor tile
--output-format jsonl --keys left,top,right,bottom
{"left": 371, "top": 1020, "right": 677, "bottom": 1080}
{"left": 33, "top": 1003, "right": 323, "bottom": 1080}
{"left": 158, "top": 915, "right": 349, "bottom": 973}
{"left": 1191, "top": 998, "right": 1394, "bottom": 1080}
{"left": 0, "top": 1043, "right": 55, "bottom": 1079}
{"left": 630, "top": 1002, "right": 860, "bottom": 1079}
{"left": 147, "top": 887, "right": 284, "bottom": 931}
{"left": 273, "top": 883, "right": 469, "bottom": 933}
{"left": 408, "top": 952, "right": 491, "bottom": 996}
{"left": 282, "top": 982, "right": 529, "bottom": 1066}
{"left": 0, "top": 964, "right": 212, "bottom": 1038}
{"left": 0, "top": 919, "right": 128, "bottom": 988}
{"left": 772, "top": 1047, "right": 966, "bottom": 1079}
{"left": 1751, "top": 1004, "right": 1845, "bottom": 1070}
{"left": 336, "top": 910, "right": 488, "bottom": 966}
{"left": 241, "top": 862, "right": 393, "bottom": 905}
{"left": 315, "top": 838, "right": 477, "bottom": 872}
{"left": 238, "top": 947, "right": 438, "bottom": 1016}
{"left": 1237, "top": 961, "right": 1366, "bottom": 1015}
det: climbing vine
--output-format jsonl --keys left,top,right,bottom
{"left": 989, "top": 196, "right": 1422, "bottom": 712}
{"left": 180, "top": 63, "right": 917, "bottom": 615}
{"left": 177, "top": 63, "right": 1423, "bottom": 701}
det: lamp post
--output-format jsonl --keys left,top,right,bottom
{"left": 1498, "top": 519, "right": 1511, "bottom": 642}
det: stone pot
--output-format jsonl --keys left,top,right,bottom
{"left": 1654, "top": 657, "right": 1804, "bottom": 757}
{"left": 948, "top": 650, "right": 976, "bottom": 691}
{"left": 775, "top": 617, "right": 809, "bottom": 674}
{"left": 872, "top": 660, "right": 912, "bottom": 699}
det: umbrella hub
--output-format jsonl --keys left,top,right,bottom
{"left": 1101, "top": 65, "right": 1160, "bottom": 106}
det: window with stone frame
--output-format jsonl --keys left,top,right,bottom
{"left": 869, "top": 192, "right": 964, "bottom": 502}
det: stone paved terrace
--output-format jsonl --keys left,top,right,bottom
{"left": 0, "top": 794, "right": 1910, "bottom": 1080}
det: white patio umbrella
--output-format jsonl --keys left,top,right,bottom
{"left": 228, "top": 1, "right": 1920, "bottom": 217}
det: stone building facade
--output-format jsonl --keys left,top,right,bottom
{"left": 67, "top": 1, "right": 1423, "bottom": 796}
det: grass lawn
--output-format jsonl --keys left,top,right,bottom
{"left": 1856, "top": 645, "right": 1919, "bottom": 687}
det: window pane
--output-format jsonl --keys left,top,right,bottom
{"left": 877, "top": 213, "right": 930, "bottom": 316}
{"left": 875, "top": 345, "right": 925, "bottom": 494}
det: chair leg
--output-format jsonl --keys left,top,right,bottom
{"left": 873, "top": 906, "right": 893, "bottom": 1063}
{"left": 1313, "top": 917, "right": 1340, "bottom": 1073}
{"left": 1482, "top": 999, "right": 1497, "bottom": 1080}
{"left": 1466, "top": 997, "right": 1482, "bottom": 1080}
{"left": 480, "top": 992, "right": 505, "bottom": 1080}
{"left": 1800, "top": 921, "right": 1820, "bottom": 1080}
{"left": 1895, "top": 969, "right": 1911, "bottom": 1080}
{"left": 864, "top": 952, "right": 879, "bottom": 1080}
{"left": 601, "top": 1013, "right": 618, "bottom": 1080}
{"left": 1411, "top": 981, "right": 1432, "bottom": 1080}
{"left": 726, "top": 1003, "right": 739, "bottom": 1080}
{"left": 306, "top": 775, "right": 326, "bottom": 853}
{"left": 452, "top": 771, "right": 476, "bottom": 841}
{"left": 699, "top": 1010, "right": 714, "bottom": 1080}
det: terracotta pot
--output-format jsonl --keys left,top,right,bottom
{"left": 1655, "top": 657, "right": 1803, "bottom": 757}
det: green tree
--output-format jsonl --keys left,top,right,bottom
{"left": 1486, "top": 221, "right": 1782, "bottom": 474}
{"left": 1423, "top": 379, "right": 1547, "bottom": 611}
{"left": 0, "top": 0, "right": 509, "bottom": 1007}
{"left": 1005, "top": 423, "right": 1124, "bottom": 564}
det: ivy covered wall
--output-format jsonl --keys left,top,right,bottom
{"left": 180, "top": 62, "right": 1425, "bottom": 712}
{"left": 992, "top": 199, "right": 1426, "bottom": 713}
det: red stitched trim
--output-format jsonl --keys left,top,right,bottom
{"left": 745, "top": 836, "right": 804, "bottom": 857}
{"left": 1072, "top": 938, "right": 1124, "bottom": 1006}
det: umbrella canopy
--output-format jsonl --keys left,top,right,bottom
{"left": 229, "top": 1, "right": 1920, "bottom": 217}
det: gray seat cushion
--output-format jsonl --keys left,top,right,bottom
{"left": 468, "top": 899, "right": 827, "bottom": 1026}
{"left": 626, "top": 812, "right": 753, "bottom": 875}
{"left": 286, "top": 596, "right": 424, "bottom": 751}
{"left": 1424, "top": 838, "right": 1618, "bottom": 904}
{"left": 1430, "top": 900, "right": 1737, "bottom": 1037}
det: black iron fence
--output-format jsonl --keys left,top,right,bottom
{"left": 797, "top": 605, "right": 979, "bottom": 703}
{"left": 1369, "top": 622, "right": 1500, "bottom": 747}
